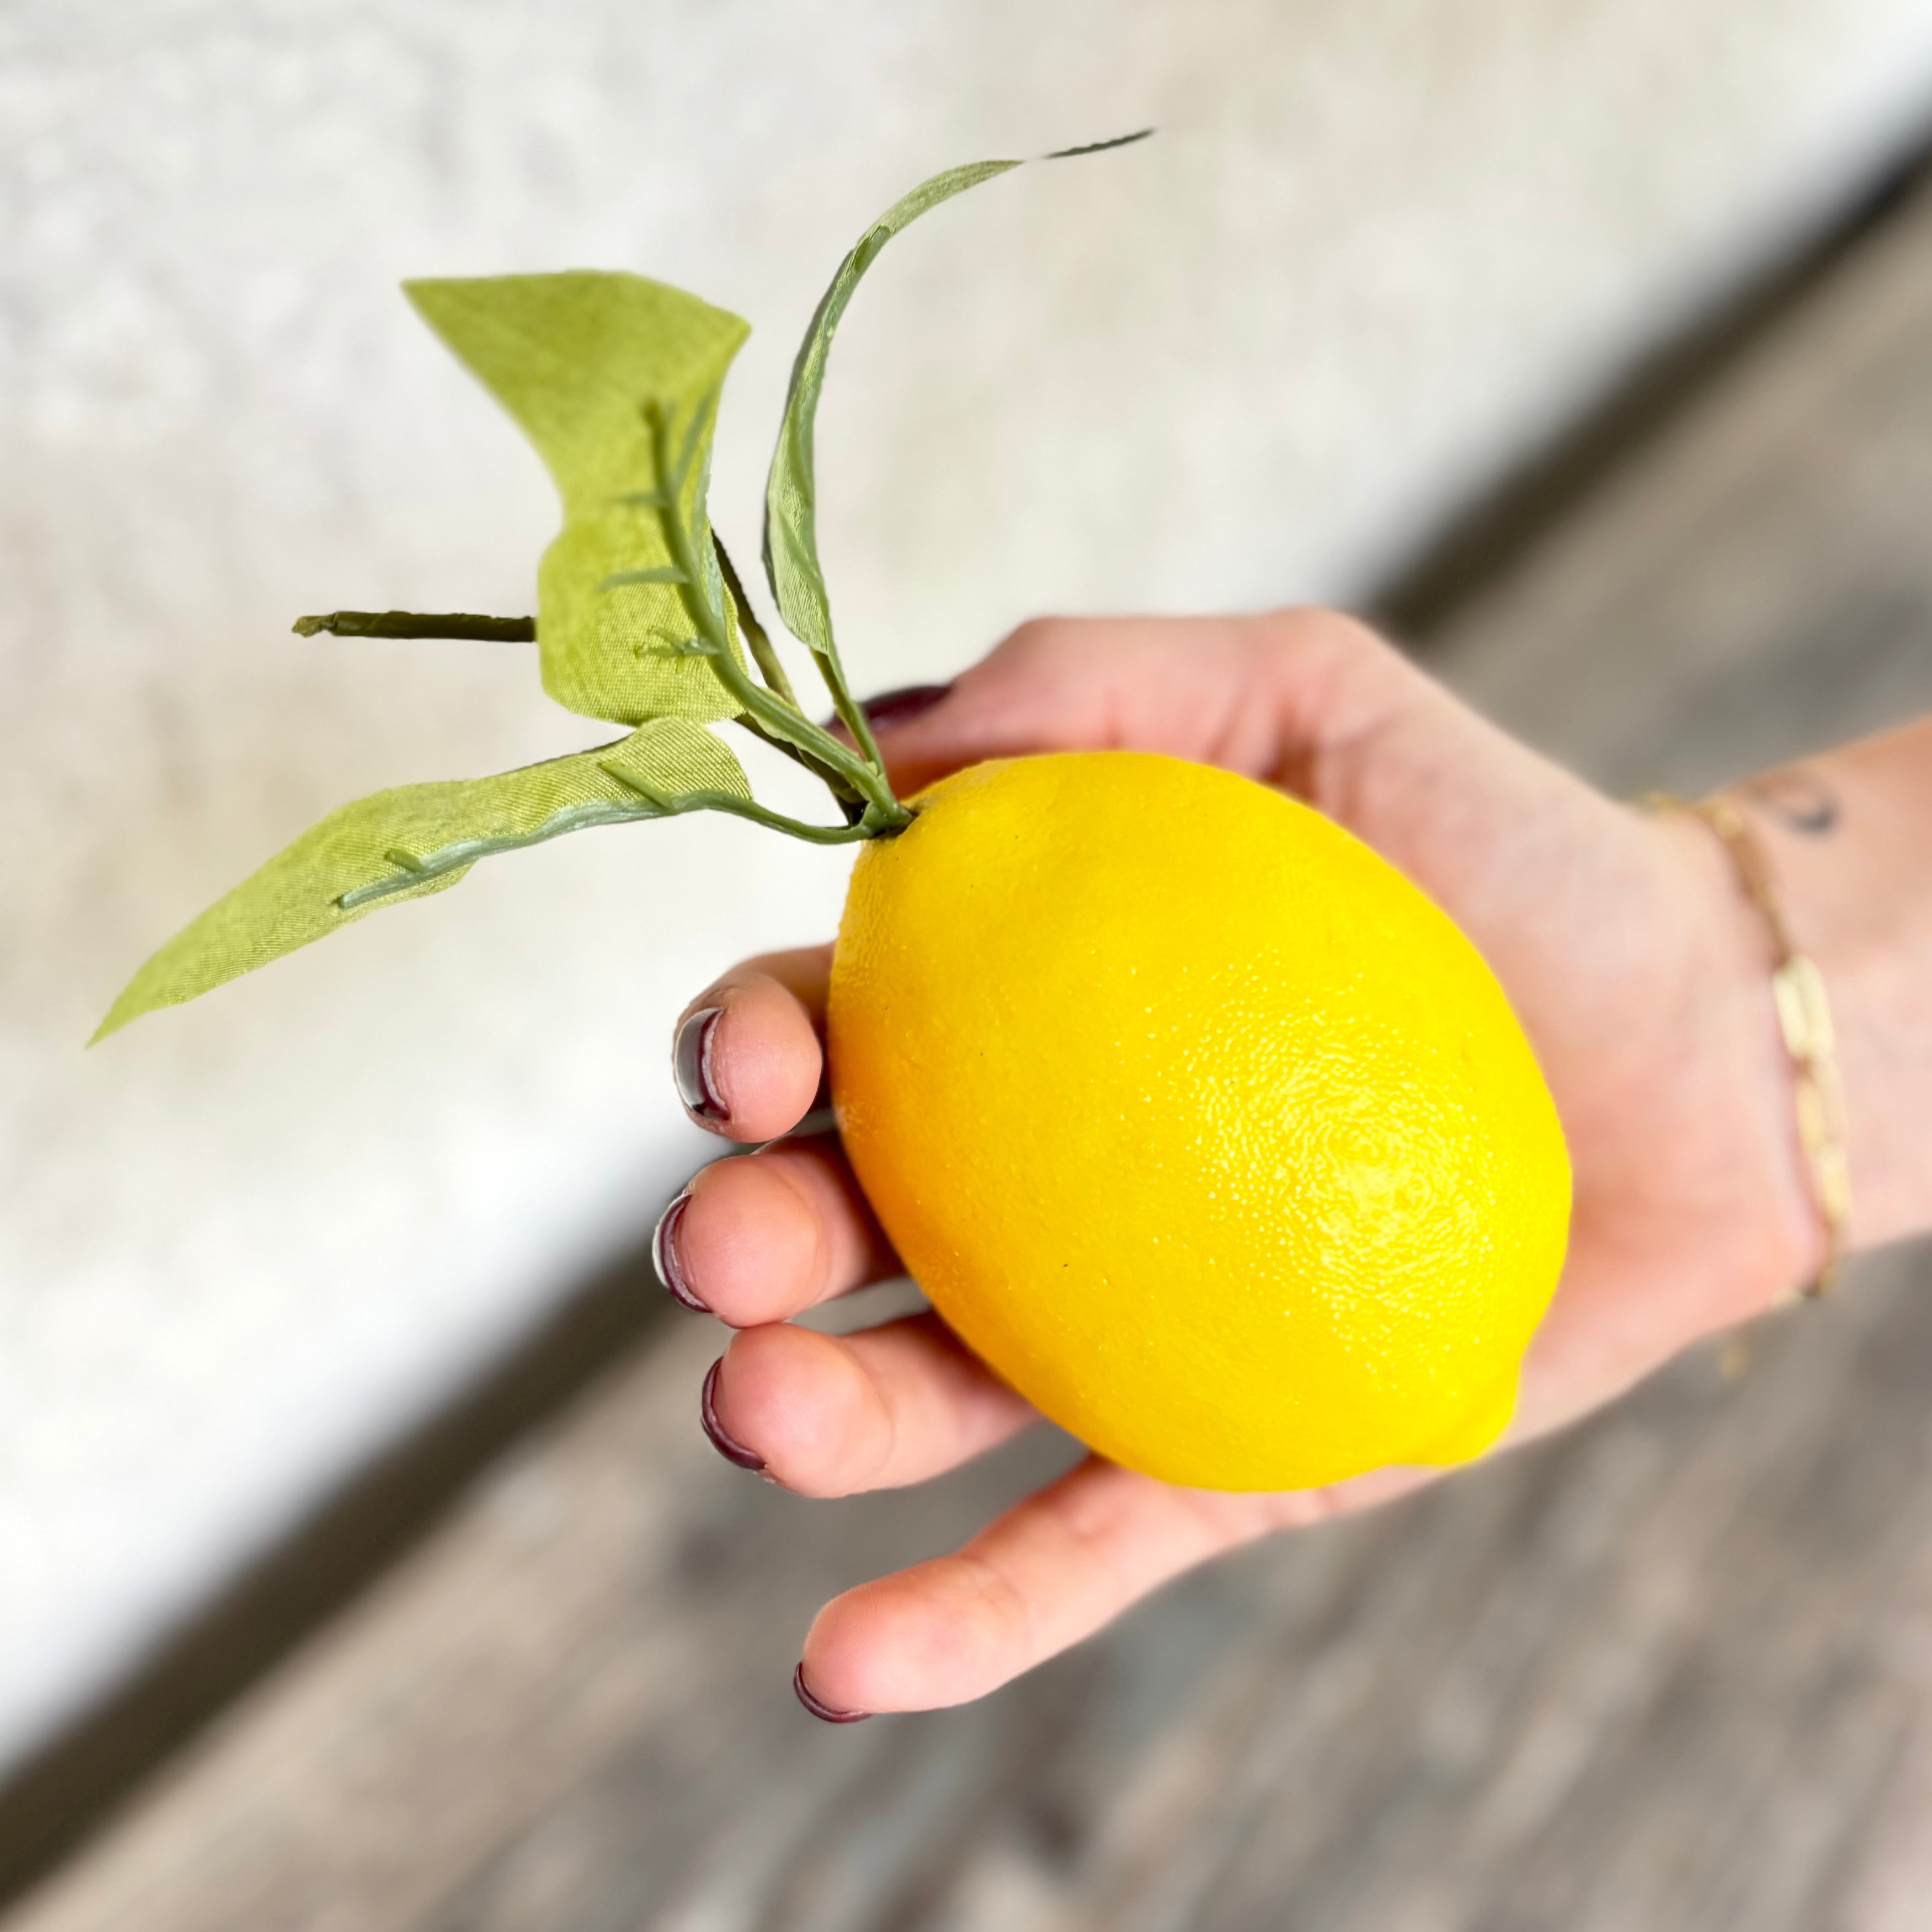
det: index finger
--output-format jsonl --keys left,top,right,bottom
{"left": 673, "top": 945, "right": 831, "bottom": 1144}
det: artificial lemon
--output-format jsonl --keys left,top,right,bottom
{"left": 828, "top": 751, "right": 1570, "bottom": 1491}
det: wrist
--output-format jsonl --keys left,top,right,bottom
{"left": 1735, "top": 730, "right": 1932, "bottom": 1254}
{"left": 1664, "top": 795, "right": 1852, "bottom": 1294}
{"left": 1649, "top": 807, "right": 1828, "bottom": 1309}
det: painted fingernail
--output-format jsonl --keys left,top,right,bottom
{"left": 699, "top": 1357, "right": 766, "bottom": 1471}
{"left": 673, "top": 1007, "right": 725, "bottom": 1123}
{"left": 794, "top": 1662, "right": 870, "bottom": 1724}
{"left": 821, "top": 683, "right": 952, "bottom": 735}
{"left": 862, "top": 683, "right": 951, "bottom": 730}
{"left": 652, "top": 1193, "right": 710, "bottom": 1313}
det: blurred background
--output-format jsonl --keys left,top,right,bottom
{"left": 8, "top": 1, "right": 1932, "bottom": 1925}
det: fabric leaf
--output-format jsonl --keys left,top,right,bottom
{"left": 93, "top": 720, "right": 750, "bottom": 1040}
{"left": 762, "top": 159, "right": 1021, "bottom": 676}
{"left": 406, "top": 273, "right": 752, "bottom": 726}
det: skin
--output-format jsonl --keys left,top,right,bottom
{"left": 664, "top": 608, "right": 1932, "bottom": 1717}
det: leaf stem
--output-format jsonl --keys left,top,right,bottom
{"left": 293, "top": 611, "right": 537, "bottom": 642}
{"left": 826, "top": 660, "right": 889, "bottom": 777}
{"left": 712, "top": 537, "right": 799, "bottom": 709}
{"left": 712, "top": 534, "right": 866, "bottom": 822}
{"left": 650, "top": 788, "right": 878, "bottom": 845}
{"left": 646, "top": 399, "right": 910, "bottom": 834}
{"left": 595, "top": 769, "right": 875, "bottom": 846}
{"left": 728, "top": 713, "right": 868, "bottom": 825}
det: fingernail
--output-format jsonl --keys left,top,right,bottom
{"left": 794, "top": 1662, "right": 870, "bottom": 1724}
{"left": 821, "top": 683, "right": 952, "bottom": 735}
{"left": 863, "top": 683, "right": 951, "bottom": 730}
{"left": 673, "top": 1007, "right": 725, "bottom": 1123}
{"left": 652, "top": 1193, "right": 710, "bottom": 1313}
{"left": 700, "top": 1357, "right": 766, "bottom": 1472}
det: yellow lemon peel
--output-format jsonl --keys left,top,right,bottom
{"left": 830, "top": 752, "right": 1571, "bottom": 1491}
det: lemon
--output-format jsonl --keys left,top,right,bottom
{"left": 828, "top": 751, "right": 1570, "bottom": 1491}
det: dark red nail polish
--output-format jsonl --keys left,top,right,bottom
{"left": 652, "top": 1194, "right": 710, "bottom": 1313}
{"left": 700, "top": 1357, "right": 765, "bottom": 1471}
{"left": 673, "top": 1007, "right": 725, "bottom": 1122}
{"left": 862, "top": 683, "right": 951, "bottom": 730}
{"left": 794, "top": 1662, "right": 870, "bottom": 1724}
{"left": 821, "top": 683, "right": 952, "bottom": 735}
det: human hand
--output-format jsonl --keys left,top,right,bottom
{"left": 657, "top": 609, "right": 1821, "bottom": 1719}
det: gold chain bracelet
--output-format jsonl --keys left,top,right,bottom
{"left": 1640, "top": 792, "right": 1851, "bottom": 1297}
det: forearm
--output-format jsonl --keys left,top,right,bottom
{"left": 1737, "top": 714, "right": 1932, "bottom": 1254}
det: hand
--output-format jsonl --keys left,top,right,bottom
{"left": 660, "top": 610, "right": 1821, "bottom": 1718}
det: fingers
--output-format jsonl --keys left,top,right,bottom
{"left": 704, "top": 1312, "right": 1038, "bottom": 1497}
{"left": 659, "top": 1134, "right": 899, "bottom": 1326}
{"left": 798, "top": 1455, "right": 1430, "bottom": 1714}
{"left": 672, "top": 946, "right": 831, "bottom": 1143}
{"left": 859, "top": 608, "right": 1423, "bottom": 804}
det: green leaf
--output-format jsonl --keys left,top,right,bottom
{"left": 762, "top": 160, "right": 1022, "bottom": 680}
{"left": 92, "top": 720, "right": 750, "bottom": 1041}
{"left": 761, "top": 136, "right": 1154, "bottom": 706}
{"left": 406, "top": 272, "right": 752, "bottom": 727}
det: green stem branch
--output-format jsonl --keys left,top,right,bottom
{"left": 713, "top": 537, "right": 800, "bottom": 709}
{"left": 647, "top": 400, "right": 910, "bottom": 834}
{"left": 713, "top": 533, "right": 866, "bottom": 822}
{"left": 650, "top": 789, "right": 877, "bottom": 845}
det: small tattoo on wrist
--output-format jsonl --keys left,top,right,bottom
{"left": 1744, "top": 769, "right": 1838, "bottom": 836}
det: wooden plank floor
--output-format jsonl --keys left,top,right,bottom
{"left": 14, "top": 176, "right": 1932, "bottom": 1932}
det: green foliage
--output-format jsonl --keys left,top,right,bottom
{"left": 760, "top": 131, "right": 1151, "bottom": 754}
{"left": 93, "top": 720, "right": 750, "bottom": 1041}
{"left": 97, "top": 136, "right": 1153, "bottom": 1039}
{"left": 406, "top": 274, "right": 751, "bottom": 726}
{"left": 762, "top": 160, "right": 1021, "bottom": 708}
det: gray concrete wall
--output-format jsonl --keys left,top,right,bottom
{"left": 5, "top": 0, "right": 1932, "bottom": 1774}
